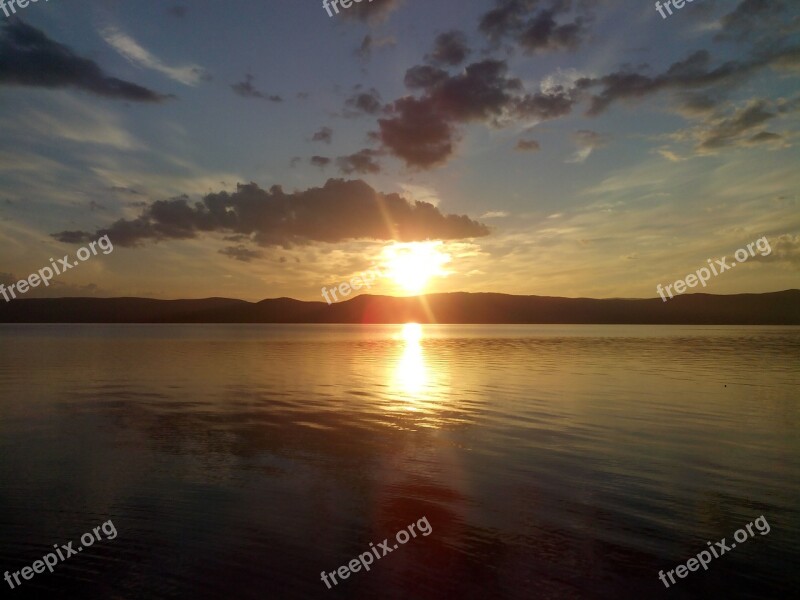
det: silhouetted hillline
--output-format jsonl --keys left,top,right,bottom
{"left": 0, "top": 291, "right": 798, "bottom": 323}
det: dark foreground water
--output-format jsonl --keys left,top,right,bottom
{"left": 0, "top": 324, "right": 798, "bottom": 599}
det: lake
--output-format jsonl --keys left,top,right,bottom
{"left": 0, "top": 324, "right": 798, "bottom": 599}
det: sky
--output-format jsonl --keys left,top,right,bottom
{"left": 0, "top": 0, "right": 798, "bottom": 302}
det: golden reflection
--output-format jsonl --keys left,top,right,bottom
{"left": 395, "top": 323, "right": 426, "bottom": 399}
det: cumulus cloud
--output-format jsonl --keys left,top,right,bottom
{"left": 426, "top": 30, "right": 471, "bottom": 66}
{"left": 310, "top": 155, "right": 331, "bottom": 168}
{"left": 380, "top": 58, "right": 576, "bottom": 167}
{"left": 51, "top": 179, "right": 489, "bottom": 248}
{"left": 479, "top": 0, "right": 594, "bottom": 53}
{"left": 344, "top": 87, "right": 384, "bottom": 116}
{"left": 0, "top": 20, "right": 170, "bottom": 102}
{"left": 336, "top": 149, "right": 382, "bottom": 175}
{"left": 311, "top": 127, "right": 333, "bottom": 143}
{"left": 231, "top": 74, "right": 282, "bottom": 101}
{"left": 101, "top": 26, "right": 209, "bottom": 86}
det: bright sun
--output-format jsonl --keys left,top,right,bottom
{"left": 382, "top": 242, "right": 451, "bottom": 294}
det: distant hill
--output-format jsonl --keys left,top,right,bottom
{"left": 1, "top": 290, "right": 798, "bottom": 324}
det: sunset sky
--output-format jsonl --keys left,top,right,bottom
{"left": 1, "top": 0, "right": 798, "bottom": 301}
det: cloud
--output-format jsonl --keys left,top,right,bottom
{"left": 715, "top": 0, "right": 798, "bottom": 42}
{"left": 566, "top": 130, "right": 609, "bottom": 163}
{"left": 426, "top": 30, "right": 471, "bottom": 66}
{"left": 311, "top": 127, "right": 333, "bottom": 143}
{"left": 51, "top": 179, "right": 490, "bottom": 248}
{"left": 219, "top": 245, "right": 263, "bottom": 262}
{"left": 667, "top": 97, "right": 798, "bottom": 154}
{"left": 583, "top": 45, "right": 800, "bottom": 116}
{"left": 479, "top": 0, "right": 594, "bottom": 53}
{"left": 0, "top": 20, "right": 170, "bottom": 102}
{"left": 344, "top": 88, "right": 384, "bottom": 116}
{"left": 480, "top": 211, "right": 510, "bottom": 218}
{"left": 515, "top": 138, "right": 540, "bottom": 151}
{"left": 517, "top": 9, "right": 587, "bottom": 53}
{"left": 769, "top": 233, "right": 800, "bottom": 266}
{"left": 310, "top": 155, "right": 331, "bottom": 168}
{"left": 404, "top": 65, "right": 449, "bottom": 90}
{"left": 101, "top": 26, "right": 208, "bottom": 86}
{"left": 378, "top": 96, "right": 456, "bottom": 168}
{"left": 336, "top": 149, "right": 382, "bottom": 175}
{"left": 380, "top": 58, "right": 574, "bottom": 167}
{"left": 355, "top": 34, "right": 396, "bottom": 61}
{"left": 231, "top": 74, "right": 282, "bottom": 101}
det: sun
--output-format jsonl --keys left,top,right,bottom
{"left": 382, "top": 242, "right": 451, "bottom": 294}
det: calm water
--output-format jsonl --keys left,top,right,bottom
{"left": 0, "top": 324, "right": 798, "bottom": 599}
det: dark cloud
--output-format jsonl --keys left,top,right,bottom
{"left": 52, "top": 230, "right": 94, "bottom": 244}
{"left": 697, "top": 100, "right": 775, "bottom": 150}
{"left": 479, "top": 0, "right": 593, "bottom": 53}
{"left": 515, "top": 138, "right": 541, "bottom": 151}
{"left": 378, "top": 96, "right": 456, "bottom": 168}
{"left": 231, "top": 74, "right": 282, "bottom": 102}
{"left": 219, "top": 245, "right": 263, "bottom": 262}
{"left": 514, "top": 88, "right": 578, "bottom": 120}
{"left": 404, "top": 65, "right": 449, "bottom": 90}
{"left": 89, "top": 200, "right": 106, "bottom": 211}
{"left": 310, "top": 155, "right": 331, "bottom": 168}
{"left": 715, "top": 0, "right": 797, "bottom": 42}
{"left": 0, "top": 20, "right": 170, "bottom": 102}
{"left": 583, "top": 46, "right": 800, "bottom": 116}
{"left": 344, "top": 88, "right": 384, "bottom": 116}
{"left": 167, "top": 6, "right": 187, "bottom": 18}
{"left": 51, "top": 179, "right": 489, "bottom": 248}
{"left": 380, "top": 58, "right": 572, "bottom": 167}
{"left": 518, "top": 9, "right": 586, "bottom": 53}
{"left": 336, "top": 150, "right": 382, "bottom": 175}
{"left": 311, "top": 127, "right": 333, "bottom": 143}
{"left": 338, "top": 0, "right": 404, "bottom": 23}
{"left": 665, "top": 96, "right": 798, "bottom": 155}
{"left": 479, "top": 0, "right": 533, "bottom": 43}
{"left": 426, "top": 30, "right": 471, "bottom": 66}
{"left": 354, "top": 34, "right": 396, "bottom": 61}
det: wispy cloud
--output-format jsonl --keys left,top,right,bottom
{"left": 101, "top": 26, "right": 208, "bottom": 86}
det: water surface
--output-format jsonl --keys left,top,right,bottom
{"left": 0, "top": 324, "right": 798, "bottom": 599}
